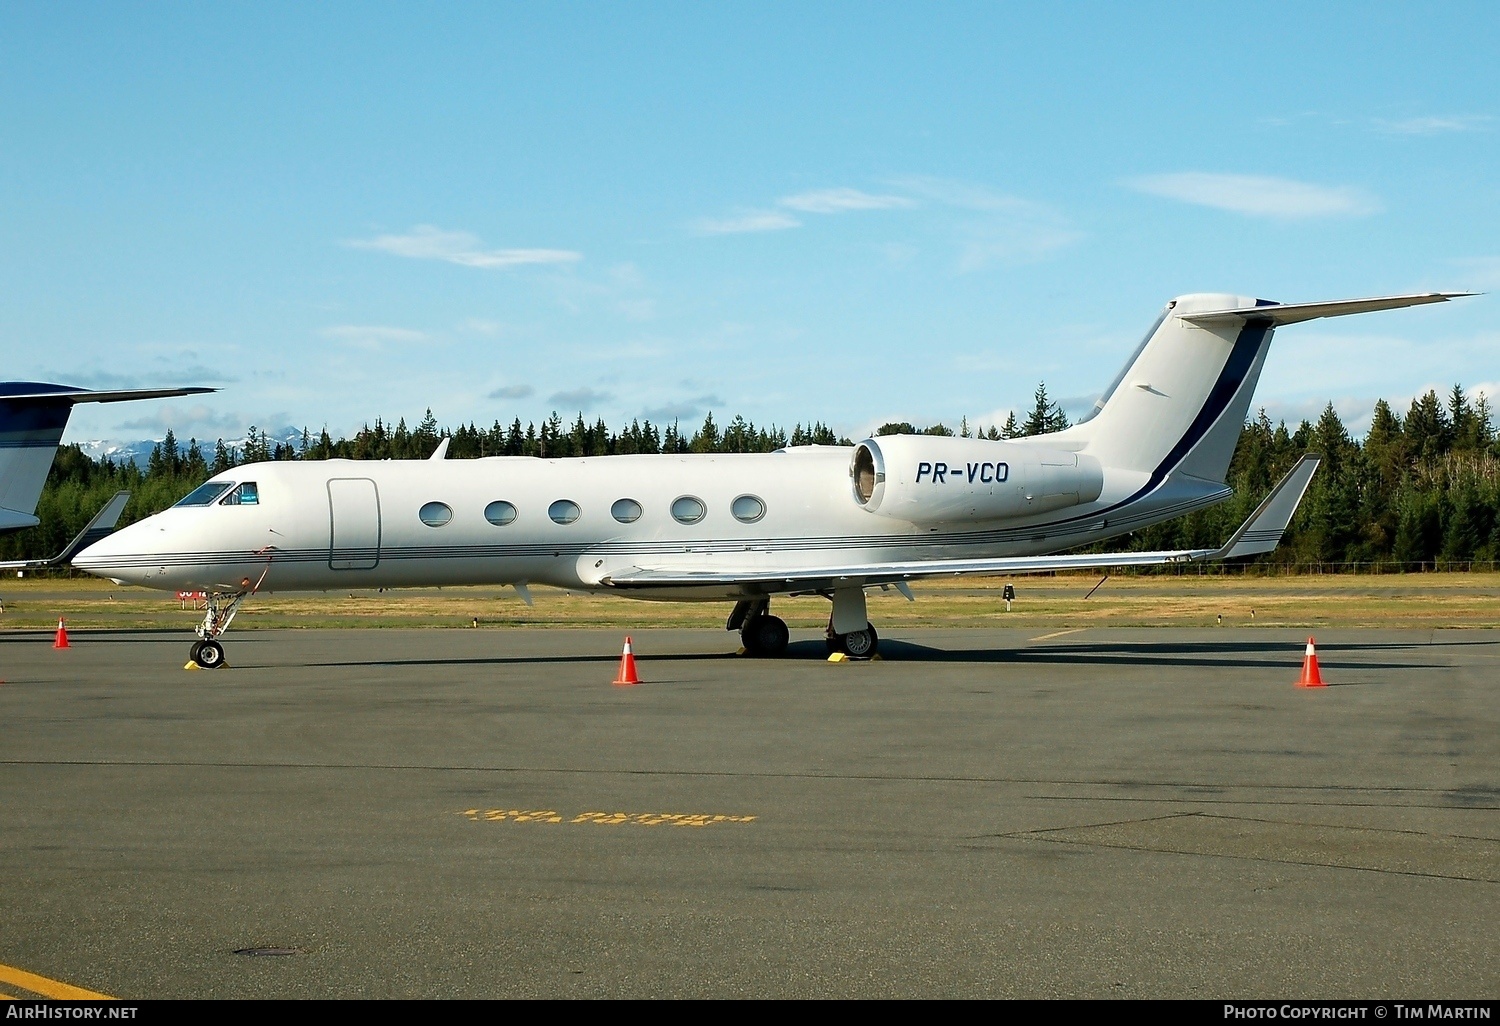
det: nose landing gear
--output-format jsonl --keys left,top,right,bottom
{"left": 189, "top": 639, "right": 226, "bottom": 669}
{"left": 189, "top": 589, "right": 248, "bottom": 668}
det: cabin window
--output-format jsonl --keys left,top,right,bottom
{"left": 548, "top": 499, "right": 581, "bottom": 525}
{"left": 611, "top": 498, "right": 643, "bottom": 523}
{"left": 419, "top": 501, "right": 453, "bottom": 527}
{"left": 219, "top": 482, "right": 259, "bottom": 506}
{"left": 484, "top": 500, "right": 518, "bottom": 526}
{"left": 731, "top": 494, "right": 765, "bottom": 523}
{"left": 174, "top": 481, "right": 235, "bottom": 507}
{"left": 670, "top": 495, "right": 706, "bottom": 525}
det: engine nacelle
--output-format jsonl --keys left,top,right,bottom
{"left": 850, "top": 435, "right": 1104, "bottom": 524}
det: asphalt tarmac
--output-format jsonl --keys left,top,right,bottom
{"left": 1, "top": 626, "right": 1496, "bottom": 999}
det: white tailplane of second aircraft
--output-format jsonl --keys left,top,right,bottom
{"left": 71, "top": 291, "right": 1468, "bottom": 667}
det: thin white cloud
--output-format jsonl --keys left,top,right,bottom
{"left": 692, "top": 211, "right": 802, "bottom": 235}
{"left": 957, "top": 226, "right": 1082, "bottom": 271}
{"left": 348, "top": 225, "right": 581, "bottom": 268}
{"left": 1127, "top": 173, "right": 1382, "bottom": 219}
{"left": 887, "top": 175, "right": 1081, "bottom": 269}
{"left": 694, "top": 176, "right": 1077, "bottom": 266}
{"left": 116, "top": 404, "right": 255, "bottom": 437}
{"left": 459, "top": 318, "right": 507, "bottom": 336}
{"left": 694, "top": 186, "right": 913, "bottom": 235}
{"left": 890, "top": 175, "right": 1043, "bottom": 214}
{"left": 1372, "top": 115, "right": 1490, "bottom": 135}
{"left": 321, "top": 325, "right": 428, "bottom": 351}
{"left": 779, "top": 188, "right": 915, "bottom": 214}
{"left": 617, "top": 298, "right": 657, "bottom": 322}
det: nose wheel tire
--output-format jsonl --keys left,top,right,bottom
{"left": 191, "top": 639, "right": 225, "bottom": 669}
{"left": 740, "top": 615, "right": 790, "bottom": 657}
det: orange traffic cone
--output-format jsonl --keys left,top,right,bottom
{"left": 613, "top": 636, "right": 641, "bottom": 686}
{"left": 53, "top": 618, "right": 71, "bottom": 649}
{"left": 1296, "top": 636, "right": 1324, "bottom": 688}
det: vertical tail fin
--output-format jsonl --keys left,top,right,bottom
{"left": 1065, "top": 294, "right": 1274, "bottom": 486}
{"left": 0, "top": 386, "right": 77, "bottom": 530}
{"left": 0, "top": 383, "right": 216, "bottom": 532}
{"left": 1064, "top": 291, "right": 1467, "bottom": 487}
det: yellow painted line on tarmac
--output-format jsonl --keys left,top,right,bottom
{"left": 461, "top": 808, "right": 755, "bottom": 827}
{"left": 0, "top": 961, "right": 114, "bottom": 1000}
{"left": 1028, "top": 628, "right": 1086, "bottom": 642}
{"left": 572, "top": 812, "right": 755, "bottom": 827}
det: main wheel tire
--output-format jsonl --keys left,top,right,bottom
{"left": 189, "top": 640, "right": 205, "bottom": 663}
{"left": 742, "top": 615, "right": 790, "bottom": 657}
{"left": 839, "top": 624, "right": 879, "bottom": 658}
{"left": 194, "top": 639, "right": 225, "bottom": 668}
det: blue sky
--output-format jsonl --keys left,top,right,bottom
{"left": 2, "top": 2, "right": 1496, "bottom": 446}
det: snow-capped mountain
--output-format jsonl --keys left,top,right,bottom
{"left": 73, "top": 428, "right": 307, "bottom": 466}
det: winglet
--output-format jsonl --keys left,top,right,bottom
{"left": 1204, "top": 456, "right": 1320, "bottom": 560}
{"left": 429, "top": 437, "right": 450, "bottom": 461}
{"left": 0, "top": 490, "right": 131, "bottom": 569}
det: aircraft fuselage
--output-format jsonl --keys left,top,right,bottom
{"left": 73, "top": 444, "right": 1209, "bottom": 600}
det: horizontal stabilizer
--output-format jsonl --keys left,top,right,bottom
{"left": 1181, "top": 292, "right": 1472, "bottom": 328}
{"left": 600, "top": 456, "right": 1322, "bottom": 592}
{"left": 0, "top": 386, "right": 216, "bottom": 404}
{"left": 0, "top": 490, "right": 131, "bottom": 570}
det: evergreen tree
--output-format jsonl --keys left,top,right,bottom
{"left": 1023, "top": 383, "right": 1052, "bottom": 436}
{"left": 690, "top": 411, "right": 720, "bottom": 453}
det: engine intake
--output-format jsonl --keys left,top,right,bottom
{"left": 850, "top": 435, "right": 1103, "bottom": 524}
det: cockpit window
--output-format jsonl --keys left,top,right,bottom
{"left": 174, "top": 481, "right": 235, "bottom": 507}
{"left": 219, "top": 482, "right": 259, "bottom": 506}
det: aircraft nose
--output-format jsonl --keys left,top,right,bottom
{"left": 72, "top": 521, "right": 148, "bottom": 582}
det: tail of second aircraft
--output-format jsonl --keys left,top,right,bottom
{"left": 1054, "top": 291, "right": 1466, "bottom": 491}
{"left": 0, "top": 382, "right": 216, "bottom": 532}
{"left": 0, "top": 384, "right": 79, "bottom": 531}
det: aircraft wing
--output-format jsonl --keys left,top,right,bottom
{"left": 0, "top": 491, "right": 131, "bottom": 570}
{"left": 1180, "top": 292, "right": 1472, "bottom": 328}
{"left": 601, "top": 456, "right": 1320, "bottom": 592}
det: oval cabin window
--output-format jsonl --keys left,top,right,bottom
{"left": 548, "top": 499, "right": 581, "bottom": 525}
{"left": 611, "top": 498, "right": 643, "bottom": 523}
{"left": 484, "top": 500, "right": 517, "bottom": 526}
{"left": 670, "top": 495, "right": 706, "bottom": 525}
{"left": 731, "top": 494, "right": 765, "bottom": 523}
{"left": 419, "top": 501, "right": 453, "bottom": 527}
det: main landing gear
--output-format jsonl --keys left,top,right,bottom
{"left": 824, "top": 584, "right": 879, "bottom": 658}
{"left": 825, "top": 621, "right": 879, "bottom": 658}
{"left": 189, "top": 589, "right": 249, "bottom": 668}
{"left": 728, "top": 598, "right": 790, "bottom": 658}
{"left": 726, "top": 589, "right": 883, "bottom": 659}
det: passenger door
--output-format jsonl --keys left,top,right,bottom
{"left": 328, "top": 478, "right": 381, "bottom": 570}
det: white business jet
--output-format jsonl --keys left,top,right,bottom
{"left": 72, "top": 292, "right": 1465, "bottom": 668}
